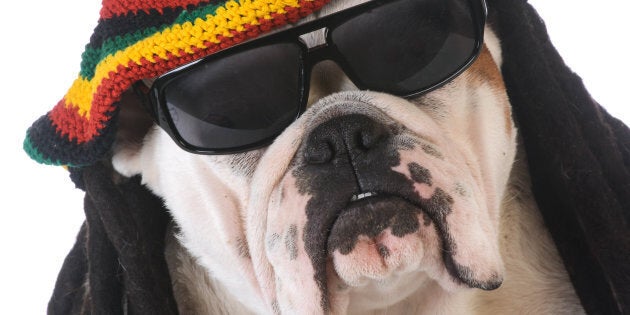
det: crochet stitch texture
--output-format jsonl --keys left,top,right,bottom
{"left": 24, "top": 0, "right": 329, "bottom": 166}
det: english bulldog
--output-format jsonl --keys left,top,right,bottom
{"left": 112, "top": 0, "right": 585, "bottom": 313}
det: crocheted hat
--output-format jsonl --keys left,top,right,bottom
{"left": 24, "top": 0, "right": 329, "bottom": 167}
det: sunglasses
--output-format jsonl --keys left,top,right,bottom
{"left": 136, "top": 0, "right": 487, "bottom": 154}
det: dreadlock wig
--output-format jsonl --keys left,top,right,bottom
{"left": 25, "top": 0, "right": 629, "bottom": 314}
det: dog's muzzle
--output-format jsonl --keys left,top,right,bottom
{"left": 260, "top": 96, "right": 505, "bottom": 312}
{"left": 301, "top": 114, "right": 424, "bottom": 254}
{"left": 291, "top": 108, "right": 502, "bottom": 294}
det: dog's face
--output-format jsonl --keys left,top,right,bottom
{"left": 113, "top": 1, "right": 517, "bottom": 313}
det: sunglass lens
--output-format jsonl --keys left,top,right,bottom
{"left": 332, "top": 0, "right": 477, "bottom": 95}
{"left": 162, "top": 42, "right": 304, "bottom": 151}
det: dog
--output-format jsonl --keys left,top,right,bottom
{"left": 110, "top": 0, "right": 586, "bottom": 313}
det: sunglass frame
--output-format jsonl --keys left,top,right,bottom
{"left": 143, "top": 0, "right": 488, "bottom": 155}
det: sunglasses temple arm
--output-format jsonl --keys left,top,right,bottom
{"left": 131, "top": 81, "right": 159, "bottom": 120}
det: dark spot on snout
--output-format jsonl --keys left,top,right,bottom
{"left": 421, "top": 144, "right": 443, "bottom": 159}
{"left": 267, "top": 233, "right": 281, "bottom": 250}
{"left": 271, "top": 299, "right": 280, "bottom": 315}
{"left": 377, "top": 243, "right": 390, "bottom": 258}
{"left": 409, "top": 162, "right": 433, "bottom": 186}
{"left": 424, "top": 188, "right": 454, "bottom": 223}
{"left": 236, "top": 237, "right": 250, "bottom": 259}
{"left": 454, "top": 183, "right": 469, "bottom": 197}
{"left": 285, "top": 225, "right": 298, "bottom": 260}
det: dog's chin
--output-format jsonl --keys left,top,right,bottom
{"left": 317, "top": 193, "right": 500, "bottom": 314}
{"left": 328, "top": 196, "right": 426, "bottom": 284}
{"left": 328, "top": 201, "right": 435, "bottom": 313}
{"left": 328, "top": 195, "right": 486, "bottom": 294}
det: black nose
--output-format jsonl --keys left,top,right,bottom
{"left": 304, "top": 114, "right": 390, "bottom": 164}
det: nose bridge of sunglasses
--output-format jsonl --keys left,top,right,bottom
{"left": 299, "top": 27, "right": 329, "bottom": 52}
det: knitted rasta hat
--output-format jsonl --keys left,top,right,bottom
{"left": 23, "top": 0, "right": 329, "bottom": 167}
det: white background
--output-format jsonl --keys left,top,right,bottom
{"left": 0, "top": 1, "right": 628, "bottom": 313}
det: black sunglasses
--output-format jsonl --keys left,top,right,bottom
{"left": 136, "top": 0, "right": 487, "bottom": 154}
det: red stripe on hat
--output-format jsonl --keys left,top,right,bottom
{"left": 100, "top": 0, "right": 209, "bottom": 19}
{"left": 49, "top": 99, "right": 106, "bottom": 144}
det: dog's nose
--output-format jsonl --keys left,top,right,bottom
{"left": 304, "top": 114, "right": 390, "bottom": 164}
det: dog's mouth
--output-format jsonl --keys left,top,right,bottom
{"left": 328, "top": 192, "right": 429, "bottom": 256}
{"left": 349, "top": 191, "right": 379, "bottom": 202}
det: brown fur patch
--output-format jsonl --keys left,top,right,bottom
{"left": 466, "top": 45, "right": 514, "bottom": 136}
{"left": 467, "top": 46, "right": 505, "bottom": 90}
